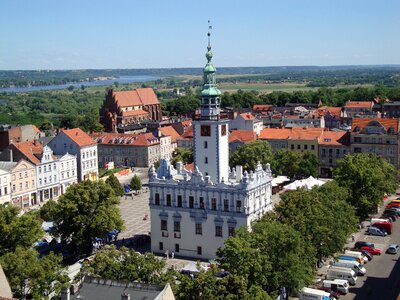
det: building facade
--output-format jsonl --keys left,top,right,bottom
{"left": 230, "top": 113, "right": 263, "bottom": 135}
{"left": 149, "top": 31, "right": 273, "bottom": 259}
{"left": 0, "top": 168, "right": 11, "bottom": 206}
{"left": 10, "top": 159, "right": 37, "bottom": 209}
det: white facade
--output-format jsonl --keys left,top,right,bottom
{"left": 79, "top": 145, "right": 98, "bottom": 181}
{"left": 0, "top": 169, "right": 11, "bottom": 205}
{"left": 160, "top": 135, "right": 172, "bottom": 160}
{"left": 230, "top": 113, "right": 263, "bottom": 135}
{"left": 149, "top": 32, "right": 273, "bottom": 260}
{"left": 36, "top": 146, "right": 61, "bottom": 202}
{"left": 58, "top": 153, "right": 78, "bottom": 194}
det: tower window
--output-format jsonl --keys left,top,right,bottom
{"left": 221, "top": 124, "right": 227, "bottom": 136}
{"left": 189, "top": 196, "right": 194, "bottom": 209}
{"left": 155, "top": 193, "right": 160, "bottom": 205}
{"left": 195, "top": 223, "right": 202, "bottom": 235}
{"left": 166, "top": 194, "right": 171, "bottom": 206}
{"left": 224, "top": 199, "right": 229, "bottom": 212}
{"left": 204, "top": 141, "right": 208, "bottom": 149}
{"left": 211, "top": 198, "right": 217, "bottom": 210}
{"left": 205, "top": 157, "right": 208, "bottom": 164}
{"left": 177, "top": 195, "right": 182, "bottom": 207}
{"left": 215, "top": 225, "right": 222, "bottom": 237}
{"left": 161, "top": 220, "right": 167, "bottom": 231}
{"left": 197, "top": 246, "right": 202, "bottom": 255}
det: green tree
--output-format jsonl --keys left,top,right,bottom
{"left": 130, "top": 175, "right": 142, "bottom": 193}
{"left": 105, "top": 173, "right": 124, "bottom": 197}
{"left": 171, "top": 147, "right": 193, "bottom": 166}
{"left": 334, "top": 153, "right": 398, "bottom": 219}
{"left": 81, "top": 245, "right": 173, "bottom": 284}
{"left": 271, "top": 149, "right": 301, "bottom": 179}
{"left": 0, "top": 206, "right": 43, "bottom": 255}
{"left": 229, "top": 140, "right": 273, "bottom": 171}
{"left": 217, "top": 220, "right": 314, "bottom": 297}
{"left": 298, "top": 151, "right": 320, "bottom": 178}
{"left": 0, "top": 247, "right": 68, "bottom": 299}
{"left": 40, "top": 180, "right": 124, "bottom": 254}
{"left": 275, "top": 181, "right": 358, "bottom": 260}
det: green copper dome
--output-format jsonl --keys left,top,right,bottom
{"left": 204, "top": 63, "right": 216, "bottom": 73}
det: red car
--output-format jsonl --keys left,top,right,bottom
{"left": 361, "top": 246, "right": 381, "bottom": 255}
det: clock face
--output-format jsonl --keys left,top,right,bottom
{"left": 221, "top": 124, "right": 227, "bottom": 136}
{"left": 201, "top": 125, "right": 211, "bottom": 136}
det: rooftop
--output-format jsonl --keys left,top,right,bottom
{"left": 112, "top": 88, "right": 160, "bottom": 107}
{"left": 61, "top": 128, "right": 96, "bottom": 147}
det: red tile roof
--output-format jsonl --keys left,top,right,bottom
{"left": 319, "top": 131, "right": 350, "bottom": 146}
{"left": 113, "top": 88, "right": 159, "bottom": 107}
{"left": 181, "top": 120, "right": 192, "bottom": 128}
{"left": 159, "top": 126, "right": 180, "bottom": 143}
{"left": 91, "top": 132, "right": 159, "bottom": 147}
{"left": 121, "top": 109, "right": 149, "bottom": 117}
{"left": 12, "top": 141, "right": 43, "bottom": 164}
{"left": 184, "top": 162, "right": 194, "bottom": 172}
{"left": 259, "top": 128, "right": 324, "bottom": 141}
{"left": 316, "top": 106, "right": 342, "bottom": 118}
{"left": 179, "top": 127, "right": 193, "bottom": 140}
{"left": 351, "top": 118, "right": 399, "bottom": 134}
{"left": 61, "top": 128, "right": 96, "bottom": 147}
{"left": 259, "top": 128, "right": 292, "bottom": 140}
{"left": 253, "top": 104, "right": 272, "bottom": 111}
{"left": 240, "top": 112, "right": 255, "bottom": 120}
{"left": 229, "top": 130, "right": 256, "bottom": 144}
{"left": 344, "top": 101, "right": 374, "bottom": 109}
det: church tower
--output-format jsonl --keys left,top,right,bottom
{"left": 193, "top": 24, "right": 229, "bottom": 183}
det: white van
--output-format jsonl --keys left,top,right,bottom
{"left": 299, "top": 287, "right": 330, "bottom": 300}
{"left": 322, "top": 279, "right": 349, "bottom": 294}
{"left": 332, "top": 259, "right": 366, "bottom": 275}
{"left": 342, "top": 251, "right": 368, "bottom": 264}
{"left": 327, "top": 266, "right": 357, "bottom": 285}
{"left": 344, "top": 250, "right": 369, "bottom": 263}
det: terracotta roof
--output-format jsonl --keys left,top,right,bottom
{"left": 184, "top": 162, "right": 194, "bottom": 172}
{"left": 319, "top": 131, "right": 350, "bottom": 146}
{"left": 181, "top": 120, "right": 192, "bottom": 128}
{"left": 91, "top": 132, "right": 159, "bottom": 147}
{"left": 344, "top": 101, "right": 373, "bottom": 109}
{"left": 229, "top": 130, "right": 256, "bottom": 144}
{"left": 253, "top": 104, "right": 272, "bottom": 111}
{"left": 239, "top": 112, "right": 255, "bottom": 120}
{"left": 159, "top": 126, "right": 180, "bottom": 143}
{"left": 121, "top": 109, "right": 149, "bottom": 117}
{"left": 61, "top": 128, "right": 96, "bottom": 147}
{"left": 12, "top": 141, "right": 44, "bottom": 164}
{"left": 259, "top": 128, "right": 323, "bottom": 141}
{"left": 113, "top": 88, "right": 159, "bottom": 107}
{"left": 351, "top": 118, "right": 399, "bottom": 134}
{"left": 316, "top": 106, "right": 342, "bottom": 118}
{"left": 179, "top": 127, "right": 193, "bottom": 140}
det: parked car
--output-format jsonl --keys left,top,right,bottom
{"left": 387, "top": 202, "right": 400, "bottom": 209}
{"left": 387, "top": 244, "right": 400, "bottom": 254}
{"left": 366, "top": 226, "right": 387, "bottom": 236}
{"left": 381, "top": 214, "right": 397, "bottom": 222}
{"left": 360, "top": 246, "right": 381, "bottom": 256}
{"left": 354, "top": 241, "right": 375, "bottom": 249}
{"left": 384, "top": 208, "right": 400, "bottom": 216}
{"left": 349, "top": 248, "right": 373, "bottom": 261}
{"left": 372, "top": 222, "right": 392, "bottom": 234}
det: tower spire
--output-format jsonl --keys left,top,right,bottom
{"left": 207, "top": 20, "right": 212, "bottom": 51}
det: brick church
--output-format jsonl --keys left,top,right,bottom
{"left": 100, "top": 88, "right": 162, "bottom": 132}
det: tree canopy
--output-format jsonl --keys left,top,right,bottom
{"left": 0, "top": 206, "right": 43, "bottom": 255}
{"left": 40, "top": 180, "right": 124, "bottom": 254}
{"left": 105, "top": 173, "right": 124, "bottom": 197}
{"left": 334, "top": 153, "right": 398, "bottom": 219}
{"left": 229, "top": 140, "right": 273, "bottom": 171}
{"left": 271, "top": 149, "right": 319, "bottom": 179}
{"left": 130, "top": 174, "right": 142, "bottom": 192}
{"left": 171, "top": 147, "right": 193, "bottom": 167}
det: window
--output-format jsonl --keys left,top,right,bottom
{"left": 205, "top": 157, "right": 208, "bottom": 164}
{"left": 195, "top": 223, "right": 202, "bottom": 235}
{"left": 31, "top": 180, "right": 34, "bottom": 188}
{"left": 199, "top": 197, "right": 205, "bottom": 209}
{"left": 161, "top": 220, "right": 167, "bottom": 231}
{"left": 19, "top": 182, "right": 22, "bottom": 191}
{"left": 211, "top": 198, "right": 217, "bottom": 210}
{"left": 204, "top": 141, "right": 208, "bottom": 149}
{"left": 166, "top": 194, "right": 171, "bottom": 206}
{"left": 236, "top": 200, "right": 242, "bottom": 213}
{"left": 12, "top": 184, "right": 16, "bottom": 192}
{"left": 224, "top": 199, "right": 229, "bottom": 212}
{"left": 175, "top": 244, "right": 180, "bottom": 253}
{"left": 354, "top": 137, "right": 361, "bottom": 143}
{"left": 311, "top": 145, "right": 315, "bottom": 150}
{"left": 215, "top": 225, "right": 222, "bottom": 237}
{"left": 174, "top": 221, "right": 181, "bottom": 232}
{"left": 329, "top": 149, "right": 333, "bottom": 155}
{"left": 304, "top": 145, "right": 308, "bottom": 150}
{"left": 39, "top": 179, "right": 42, "bottom": 186}
{"left": 221, "top": 124, "right": 227, "bottom": 136}
{"left": 155, "top": 193, "right": 160, "bottom": 205}
{"left": 177, "top": 195, "right": 182, "bottom": 207}
{"left": 159, "top": 242, "right": 164, "bottom": 251}
{"left": 53, "top": 163, "right": 56, "bottom": 170}
{"left": 25, "top": 181, "right": 28, "bottom": 188}
{"left": 38, "top": 167, "right": 42, "bottom": 174}
{"left": 322, "top": 149, "right": 326, "bottom": 156}
{"left": 297, "top": 145, "right": 300, "bottom": 150}
{"left": 228, "top": 227, "right": 235, "bottom": 237}
{"left": 19, "top": 173, "right": 22, "bottom": 179}
{"left": 189, "top": 196, "right": 194, "bottom": 209}
{"left": 197, "top": 246, "right": 202, "bottom": 255}
{"left": 291, "top": 144, "right": 294, "bottom": 150}
{"left": 336, "top": 149, "right": 340, "bottom": 156}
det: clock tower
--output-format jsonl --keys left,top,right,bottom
{"left": 193, "top": 25, "right": 229, "bottom": 183}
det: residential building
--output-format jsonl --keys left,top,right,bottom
{"left": 344, "top": 101, "right": 375, "bottom": 118}
{"left": 383, "top": 101, "right": 400, "bottom": 118}
{"left": 149, "top": 31, "right": 272, "bottom": 259}
{"left": 282, "top": 115, "right": 325, "bottom": 128}
{"left": 318, "top": 131, "right": 350, "bottom": 178}
{"left": 351, "top": 118, "right": 399, "bottom": 167}
{"left": 0, "top": 124, "right": 43, "bottom": 152}
{"left": 176, "top": 126, "right": 193, "bottom": 149}
{"left": 0, "top": 167, "right": 11, "bottom": 206}
{"left": 58, "top": 153, "right": 78, "bottom": 194}
{"left": 159, "top": 126, "right": 180, "bottom": 152}
{"left": 91, "top": 132, "right": 161, "bottom": 168}
{"left": 230, "top": 112, "right": 263, "bottom": 135}
{"left": 258, "top": 128, "right": 291, "bottom": 153}
{"left": 229, "top": 130, "right": 257, "bottom": 153}
{"left": 100, "top": 88, "right": 162, "bottom": 132}
{"left": 316, "top": 106, "right": 346, "bottom": 129}
{"left": 48, "top": 128, "right": 98, "bottom": 181}
{"left": 9, "top": 159, "right": 37, "bottom": 208}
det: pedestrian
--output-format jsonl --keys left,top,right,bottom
{"left": 165, "top": 250, "right": 169, "bottom": 259}
{"left": 351, "top": 233, "right": 355, "bottom": 242}
{"left": 171, "top": 251, "right": 175, "bottom": 259}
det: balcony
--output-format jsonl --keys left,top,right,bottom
{"left": 174, "top": 232, "right": 181, "bottom": 239}
{"left": 161, "top": 231, "right": 169, "bottom": 237}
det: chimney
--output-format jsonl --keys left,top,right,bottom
{"left": 9, "top": 149, "right": 13, "bottom": 162}
{"left": 121, "top": 292, "right": 130, "bottom": 300}
{"left": 61, "top": 287, "right": 70, "bottom": 300}
{"left": 236, "top": 165, "right": 243, "bottom": 182}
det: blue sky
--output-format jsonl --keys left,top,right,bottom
{"left": 1, "top": 0, "right": 399, "bottom": 70}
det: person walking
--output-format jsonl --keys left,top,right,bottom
{"left": 171, "top": 251, "right": 175, "bottom": 259}
{"left": 351, "top": 233, "right": 355, "bottom": 242}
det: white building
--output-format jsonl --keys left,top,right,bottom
{"left": 230, "top": 112, "right": 263, "bottom": 136}
{"left": 48, "top": 128, "right": 98, "bottom": 181}
{"left": 149, "top": 31, "right": 273, "bottom": 259}
{"left": 58, "top": 153, "right": 78, "bottom": 194}
{"left": 0, "top": 167, "right": 11, "bottom": 206}
{"left": 36, "top": 145, "right": 61, "bottom": 202}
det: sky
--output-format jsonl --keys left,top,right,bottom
{"left": 1, "top": 0, "right": 399, "bottom": 70}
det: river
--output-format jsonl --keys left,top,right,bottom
{"left": 0, "top": 75, "right": 161, "bottom": 93}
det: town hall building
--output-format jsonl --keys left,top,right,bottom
{"left": 148, "top": 30, "right": 273, "bottom": 259}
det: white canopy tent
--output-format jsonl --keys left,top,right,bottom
{"left": 283, "top": 176, "right": 326, "bottom": 191}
